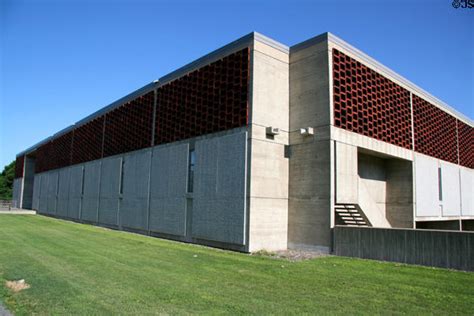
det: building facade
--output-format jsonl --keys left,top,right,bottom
{"left": 12, "top": 32, "right": 473, "bottom": 252}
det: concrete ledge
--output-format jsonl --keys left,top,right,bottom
{"left": 0, "top": 209, "right": 36, "bottom": 215}
{"left": 333, "top": 225, "right": 474, "bottom": 271}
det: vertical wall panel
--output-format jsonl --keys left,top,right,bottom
{"left": 38, "top": 173, "right": 49, "bottom": 213}
{"left": 47, "top": 171, "right": 59, "bottom": 215}
{"left": 193, "top": 131, "right": 247, "bottom": 245}
{"left": 415, "top": 154, "right": 440, "bottom": 217}
{"left": 149, "top": 143, "right": 189, "bottom": 236}
{"left": 120, "top": 150, "right": 152, "bottom": 230}
{"left": 12, "top": 178, "right": 22, "bottom": 208}
{"left": 440, "top": 162, "right": 460, "bottom": 216}
{"left": 98, "top": 157, "right": 121, "bottom": 226}
{"left": 56, "top": 167, "right": 71, "bottom": 217}
{"left": 32, "top": 175, "right": 41, "bottom": 210}
{"left": 81, "top": 161, "right": 101, "bottom": 222}
{"left": 68, "top": 165, "right": 84, "bottom": 219}
{"left": 460, "top": 168, "right": 474, "bottom": 216}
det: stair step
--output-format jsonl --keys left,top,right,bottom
{"left": 344, "top": 220, "right": 358, "bottom": 224}
{"left": 335, "top": 209, "right": 358, "bottom": 213}
{"left": 340, "top": 216, "right": 363, "bottom": 220}
{"left": 334, "top": 204, "right": 370, "bottom": 227}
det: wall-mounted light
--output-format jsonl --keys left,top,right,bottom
{"left": 300, "top": 127, "right": 314, "bottom": 136}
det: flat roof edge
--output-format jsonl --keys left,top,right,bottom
{"left": 253, "top": 32, "right": 290, "bottom": 53}
{"left": 158, "top": 33, "right": 254, "bottom": 86}
{"left": 159, "top": 32, "right": 289, "bottom": 87}
{"left": 75, "top": 81, "right": 158, "bottom": 127}
{"left": 16, "top": 81, "right": 158, "bottom": 157}
{"left": 290, "top": 32, "right": 329, "bottom": 53}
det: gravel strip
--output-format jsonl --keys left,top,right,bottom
{"left": 253, "top": 249, "right": 330, "bottom": 261}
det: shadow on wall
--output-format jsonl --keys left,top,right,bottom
{"left": 358, "top": 150, "right": 413, "bottom": 228}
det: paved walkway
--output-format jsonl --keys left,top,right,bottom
{"left": 0, "top": 303, "right": 12, "bottom": 316}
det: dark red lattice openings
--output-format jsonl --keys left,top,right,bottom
{"left": 71, "top": 116, "right": 105, "bottom": 165}
{"left": 457, "top": 119, "right": 474, "bottom": 169}
{"left": 103, "top": 91, "right": 155, "bottom": 158}
{"left": 413, "top": 95, "right": 458, "bottom": 164}
{"left": 155, "top": 48, "right": 249, "bottom": 145}
{"left": 14, "top": 155, "right": 25, "bottom": 178}
{"left": 333, "top": 49, "right": 412, "bottom": 149}
{"left": 35, "top": 141, "right": 52, "bottom": 173}
{"left": 49, "top": 131, "right": 73, "bottom": 170}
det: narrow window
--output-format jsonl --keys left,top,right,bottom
{"left": 438, "top": 167, "right": 443, "bottom": 201}
{"left": 187, "top": 149, "right": 195, "bottom": 193}
{"left": 81, "top": 167, "right": 85, "bottom": 195}
{"left": 119, "top": 159, "right": 125, "bottom": 195}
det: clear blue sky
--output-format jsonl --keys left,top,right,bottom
{"left": 1, "top": 0, "right": 473, "bottom": 169}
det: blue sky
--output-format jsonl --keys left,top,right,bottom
{"left": 0, "top": 0, "right": 473, "bottom": 168}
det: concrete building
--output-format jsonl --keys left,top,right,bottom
{"left": 12, "top": 32, "right": 473, "bottom": 253}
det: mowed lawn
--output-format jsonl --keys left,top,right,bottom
{"left": 0, "top": 216, "right": 473, "bottom": 315}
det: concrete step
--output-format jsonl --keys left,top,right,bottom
{"left": 340, "top": 216, "right": 364, "bottom": 221}
{"left": 335, "top": 209, "right": 358, "bottom": 213}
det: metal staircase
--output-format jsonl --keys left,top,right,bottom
{"left": 335, "top": 204, "right": 371, "bottom": 227}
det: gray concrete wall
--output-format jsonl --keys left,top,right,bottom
{"left": 31, "top": 129, "right": 249, "bottom": 251}
{"left": 68, "top": 165, "right": 83, "bottom": 219}
{"left": 335, "top": 142, "right": 358, "bottom": 204}
{"left": 98, "top": 157, "right": 121, "bottom": 226}
{"left": 333, "top": 226, "right": 474, "bottom": 271}
{"left": 386, "top": 159, "right": 413, "bottom": 228}
{"left": 288, "top": 39, "right": 332, "bottom": 251}
{"left": 358, "top": 153, "right": 387, "bottom": 218}
{"left": 32, "top": 174, "right": 41, "bottom": 210}
{"left": 38, "top": 172, "right": 49, "bottom": 213}
{"left": 81, "top": 161, "right": 101, "bottom": 222}
{"left": 56, "top": 167, "right": 71, "bottom": 217}
{"left": 288, "top": 138, "right": 332, "bottom": 251}
{"left": 120, "top": 149, "right": 152, "bottom": 231}
{"left": 193, "top": 131, "right": 247, "bottom": 245}
{"left": 149, "top": 143, "right": 189, "bottom": 236}
{"left": 46, "top": 171, "right": 59, "bottom": 215}
{"left": 247, "top": 40, "right": 289, "bottom": 252}
{"left": 12, "top": 178, "right": 22, "bottom": 208}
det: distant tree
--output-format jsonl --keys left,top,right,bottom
{"left": 0, "top": 161, "right": 15, "bottom": 200}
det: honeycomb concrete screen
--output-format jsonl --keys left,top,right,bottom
{"left": 14, "top": 32, "right": 473, "bottom": 253}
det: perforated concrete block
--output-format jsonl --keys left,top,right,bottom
{"left": 98, "top": 157, "right": 121, "bottom": 226}
{"left": 193, "top": 131, "right": 247, "bottom": 245}
{"left": 149, "top": 143, "right": 188, "bottom": 236}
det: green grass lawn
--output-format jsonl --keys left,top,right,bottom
{"left": 0, "top": 215, "right": 473, "bottom": 315}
